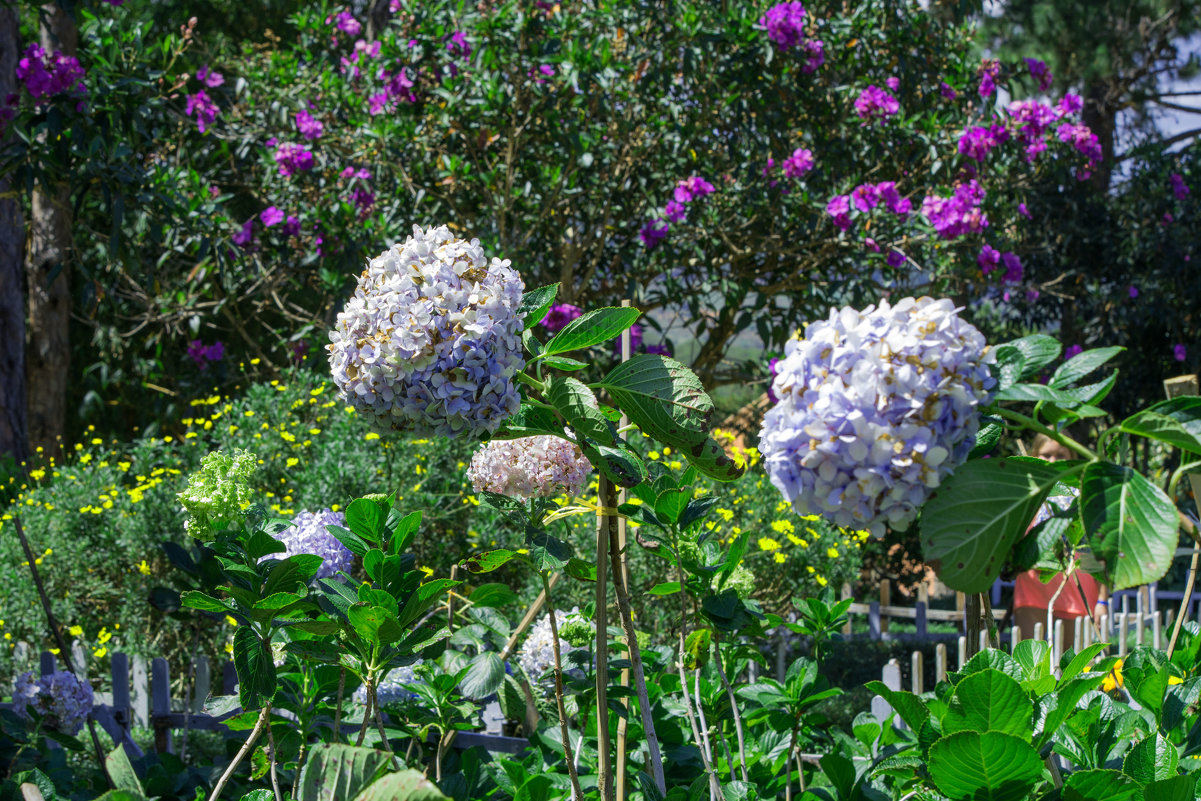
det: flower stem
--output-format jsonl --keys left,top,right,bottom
{"left": 990, "top": 407, "right": 1098, "bottom": 460}
{"left": 208, "top": 704, "right": 271, "bottom": 801}
{"left": 541, "top": 572, "right": 586, "bottom": 801}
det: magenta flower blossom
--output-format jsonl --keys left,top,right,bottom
{"left": 295, "top": 109, "right": 324, "bottom": 140}
{"left": 232, "top": 219, "right": 254, "bottom": 248}
{"left": 1065, "top": 344, "right": 1083, "bottom": 359}
{"left": 645, "top": 343, "right": 672, "bottom": 357}
{"left": 939, "top": 81, "right": 958, "bottom": 100}
{"left": 1008, "top": 99, "right": 1058, "bottom": 142}
{"left": 283, "top": 215, "right": 301, "bottom": 237}
{"left": 877, "top": 182, "right": 911, "bottom": 216}
{"left": 885, "top": 76, "right": 900, "bottom": 91}
{"left": 978, "top": 244, "right": 1000, "bottom": 274}
{"left": 826, "top": 194, "right": 852, "bottom": 230}
{"left": 759, "top": 2, "right": 807, "bottom": 50}
{"left": 187, "top": 340, "right": 226, "bottom": 368}
{"left": 445, "top": 30, "right": 471, "bottom": 58}
{"left": 674, "top": 176, "right": 716, "bottom": 203}
{"left": 851, "top": 184, "right": 880, "bottom": 212}
{"left": 886, "top": 249, "right": 906, "bottom": 267}
{"left": 922, "top": 180, "right": 988, "bottom": 239}
{"left": 1058, "top": 93, "right": 1083, "bottom": 116}
{"left": 640, "top": 218, "right": 669, "bottom": 249}
{"left": 978, "top": 59, "right": 1001, "bottom": 98}
{"left": 274, "top": 143, "right": 314, "bottom": 177}
{"left": 664, "top": 199, "right": 687, "bottom": 222}
{"left": 329, "top": 9, "right": 362, "bottom": 37}
{"left": 1057, "top": 122, "right": 1103, "bottom": 164}
{"left": 958, "top": 125, "right": 1004, "bottom": 162}
{"left": 185, "top": 90, "right": 218, "bottom": 133}
{"left": 782, "top": 147, "right": 814, "bottom": 178}
{"left": 261, "top": 207, "right": 284, "bottom": 227}
{"left": 1018, "top": 202, "right": 1032, "bottom": 218}
{"left": 1001, "top": 252, "right": 1023, "bottom": 283}
{"left": 197, "top": 65, "right": 224, "bottom": 88}
{"left": 801, "top": 39, "right": 825, "bottom": 73}
{"left": 16, "top": 44, "right": 86, "bottom": 100}
{"left": 540, "top": 303, "right": 583, "bottom": 333}
{"left": 1170, "top": 173, "right": 1190, "bottom": 200}
{"left": 1128, "top": 285, "right": 1139, "bottom": 299}
{"left": 1024, "top": 58, "right": 1052, "bottom": 91}
{"left": 853, "top": 85, "right": 900, "bottom": 122}
{"left": 1175, "top": 344, "right": 1188, "bottom": 362}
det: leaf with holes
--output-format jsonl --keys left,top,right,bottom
{"left": 546, "top": 376, "right": 612, "bottom": 445}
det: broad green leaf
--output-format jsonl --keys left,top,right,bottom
{"left": 527, "top": 529, "right": 572, "bottom": 573}
{"left": 921, "top": 458, "right": 1063, "bottom": 592}
{"left": 969, "top": 422, "right": 1003, "bottom": 458}
{"left": 1050, "top": 346, "right": 1125, "bottom": 388}
{"left": 1063, "top": 769, "right": 1141, "bottom": 801}
{"left": 1123, "top": 733, "right": 1178, "bottom": 784}
{"left": 540, "top": 356, "right": 587, "bottom": 371}
{"left": 995, "top": 383, "right": 1086, "bottom": 404}
{"left": 363, "top": 549, "right": 384, "bottom": 582}
{"left": 565, "top": 557, "right": 596, "bottom": 582}
{"left": 181, "top": 590, "right": 232, "bottom": 613}
{"left": 546, "top": 376, "right": 612, "bottom": 444}
{"left": 1006, "top": 334, "right": 1061, "bottom": 378}
{"left": 648, "top": 581, "right": 681, "bottom": 596}
{"left": 237, "top": 792, "right": 275, "bottom": 801}
{"left": 943, "top": 669, "right": 1032, "bottom": 739}
{"left": 253, "top": 592, "right": 304, "bottom": 613}
{"left": 598, "top": 355, "right": 743, "bottom": 481}
{"left": 992, "top": 345, "right": 1025, "bottom": 391}
{"left": 284, "top": 640, "right": 342, "bottom": 663}
{"left": 262, "top": 553, "right": 324, "bottom": 596}
{"left": 516, "top": 283, "right": 559, "bottom": 330}
{"left": 460, "top": 652, "right": 506, "bottom": 700}
{"left": 469, "top": 583, "right": 520, "bottom": 608}
{"left": 396, "top": 579, "right": 459, "bottom": 629}
{"left": 391, "top": 510, "right": 422, "bottom": 555}
{"left": 245, "top": 530, "right": 287, "bottom": 560}
{"left": 1081, "top": 462, "right": 1177, "bottom": 590}
{"left": 1132, "top": 396, "right": 1201, "bottom": 443}
{"left": 346, "top": 498, "right": 386, "bottom": 543}
{"left": 543, "top": 306, "right": 640, "bottom": 356}
{"left": 865, "top": 680, "right": 930, "bottom": 732}
{"left": 1121, "top": 647, "right": 1170, "bottom": 719}
{"left": 655, "top": 488, "right": 690, "bottom": 524}
{"left": 348, "top": 604, "right": 405, "bottom": 646}
{"left": 232, "top": 627, "right": 276, "bottom": 710}
{"left": 351, "top": 769, "right": 450, "bottom": 801}
{"left": 461, "top": 549, "right": 521, "bottom": 574}
{"left": 297, "top": 744, "right": 391, "bottom": 801}
{"left": 1140, "top": 775, "right": 1197, "bottom": 801}
{"left": 819, "top": 753, "right": 856, "bottom": 800}
{"left": 1036, "top": 674, "right": 1106, "bottom": 748}
{"left": 927, "top": 731, "right": 1043, "bottom": 801}
{"left": 1119, "top": 409, "right": 1201, "bottom": 454}
{"left": 105, "top": 744, "right": 144, "bottom": 797}
{"left": 325, "top": 525, "right": 370, "bottom": 558}
{"left": 580, "top": 440, "right": 646, "bottom": 488}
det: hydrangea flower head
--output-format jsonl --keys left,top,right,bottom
{"left": 178, "top": 448, "right": 258, "bottom": 537}
{"left": 355, "top": 661, "right": 423, "bottom": 706}
{"left": 759, "top": 297, "right": 995, "bottom": 535}
{"left": 13, "top": 671, "right": 94, "bottom": 735}
{"left": 266, "top": 508, "right": 352, "bottom": 580}
{"left": 467, "top": 435, "right": 591, "bottom": 499}
{"left": 519, "top": 609, "right": 589, "bottom": 686}
{"left": 759, "top": 2, "right": 806, "bottom": 50}
{"left": 327, "top": 225, "right": 525, "bottom": 438}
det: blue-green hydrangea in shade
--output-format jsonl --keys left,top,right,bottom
{"left": 759, "top": 297, "right": 995, "bottom": 536}
{"left": 266, "top": 508, "right": 352, "bottom": 580}
{"left": 177, "top": 448, "right": 257, "bottom": 537}
{"left": 13, "top": 670, "right": 93, "bottom": 735}
{"left": 327, "top": 224, "right": 525, "bottom": 439}
{"left": 519, "top": 608, "right": 589, "bottom": 689}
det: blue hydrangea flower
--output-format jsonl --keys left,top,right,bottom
{"left": 759, "top": 297, "right": 995, "bottom": 535}
{"left": 13, "top": 671, "right": 94, "bottom": 735}
{"left": 328, "top": 225, "right": 525, "bottom": 438}
{"left": 355, "top": 661, "right": 423, "bottom": 706}
{"left": 268, "top": 508, "right": 353, "bottom": 580}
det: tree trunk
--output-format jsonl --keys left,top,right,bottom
{"left": 0, "top": 3, "right": 26, "bottom": 468}
{"left": 1082, "top": 79, "right": 1116, "bottom": 192}
{"left": 25, "top": 4, "right": 76, "bottom": 458}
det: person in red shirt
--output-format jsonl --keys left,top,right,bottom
{"left": 1013, "top": 434, "right": 1108, "bottom": 651}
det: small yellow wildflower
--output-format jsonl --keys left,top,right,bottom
{"left": 773, "top": 552, "right": 787, "bottom": 564}
{"left": 758, "top": 537, "right": 782, "bottom": 552}
{"left": 68, "top": 625, "right": 84, "bottom": 637}
{"left": 827, "top": 547, "right": 840, "bottom": 559}
{"left": 138, "top": 560, "right": 151, "bottom": 575}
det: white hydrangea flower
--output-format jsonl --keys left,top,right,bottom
{"left": 13, "top": 671, "right": 94, "bottom": 735}
{"left": 466, "top": 435, "right": 591, "bottom": 499}
{"left": 266, "top": 508, "right": 353, "bottom": 581}
{"left": 518, "top": 609, "right": 585, "bottom": 685}
{"left": 328, "top": 225, "right": 525, "bottom": 438}
{"left": 759, "top": 297, "right": 995, "bottom": 535}
{"left": 354, "top": 661, "right": 423, "bottom": 706}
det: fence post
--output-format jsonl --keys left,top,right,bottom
{"left": 1052, "top": 620, "right": 1065, "bottom": 675}
{"left": 132, "top": 656, "right": 149, "bottom": 728}
{"left": 956, "top": 636, "right": 966, "bottom": 672}
{"left": 935, "top": 643, "right": 947, "bottom": 685}
{"left": 1032, "top": 622, "right": 1044, "bottom": 644}
{"left": 1118, "top": 613, "right": 1128, "bottom": 657}
{"left": 1073, "top": 617, "right": 1084, "bottom": 653}
{"left": 1010, "top": 621, "right": 1022, "bottom": 653}
{"left": 1097, "top": 612, "right": 1109, "bottom": 647}
{"left": 193, "top": 656, "right": 211, "bottom": 714}
{"left": 223, "top": 660, "right": 237, "bottom": 695}
{"left": 871, "top": 659, "right": 903, "bottom": 728}
{"left": 915, "top": 601, "right": 927, "bottom": 640}
{"left": 1152, "top": 611, "right": 1162, "bottom": 651}
{"left": 39, "top": 651, "right": 54, "bottom": 676}
{"left": 111, "top": 652, "right": 131, "bottom": 734}
{"left": 868, "top": 601, "right": 881, "bottom": 641}
{"left": 1136, "top": 588, "right": 1147, "bottom": 646}
{"left": 841, "top": 584, "right": 853, "bottom": 637}
{"left": 151, "top": 657, "right": 173, "bottom": 754}
{"left": 911, "top": 651, "right": 924, "bottom": 695}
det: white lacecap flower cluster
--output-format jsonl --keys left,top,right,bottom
{"left": 759, "top": 297, "right": 995, "bottom": 535}
{"left": 518, "top": 608, "right": 586, "bottom": 684}
{"left": 328, "top": 224, "right": 525, "bottom": 438}
{"left": 266, "top": 508, "right": 353, "bottom": 581}
{"left": 354, "top": 661, "right": 423, "bottom": 706}
{"left": 466, "top": 435, "right": 591, "bottom": 499}
{"left": 13, "top": 671, "right": 94, "bottom": 735}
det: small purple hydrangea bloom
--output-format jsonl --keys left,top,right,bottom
{"left": 541, "top": 303, "right": 583, "bottom": 333}
{"left": 13, "top": 671, "right": 93, "bottom": 735}
{"left": 267, "top": 509, "right": 353, "bottom": 581}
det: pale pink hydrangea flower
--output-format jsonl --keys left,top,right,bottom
{"left": 467, "top": 435, "right": 591, "bottom": 499}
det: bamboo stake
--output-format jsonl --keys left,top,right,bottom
{"left": 595, "top": 476, "right": 615, "bottom": 801}
{"left": 616, "top": 300, "right": 632, "bottom": 801}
